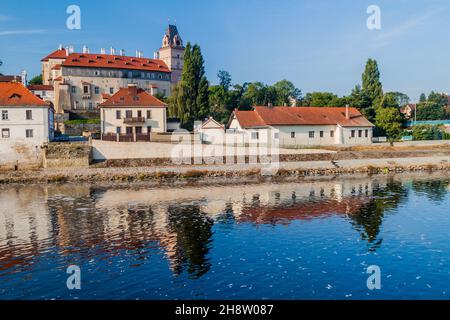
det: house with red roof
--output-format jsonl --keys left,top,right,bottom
{"left": 227, "top": 106, "right": 374, "bottom": 146}
{"left": 99, "top": 84, "right": 167, "bottom": 142}
{"left": 0, "top": 82, "right": 54, "bottom": 147}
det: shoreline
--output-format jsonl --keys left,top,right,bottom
{"left": 1, "top": 155, "right": 450, "bottom": 185}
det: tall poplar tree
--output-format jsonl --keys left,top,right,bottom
{"left": 362, "top": 58, "right": 383, "bottom": 104}
{"left": 169, "top": 42, "right": 210, "bottom": 130}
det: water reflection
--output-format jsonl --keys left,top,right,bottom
{"left": 0, "top": 173, "right": 449, "bottom": 280}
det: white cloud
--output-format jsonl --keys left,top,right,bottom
{"left": 373, "top": 10, "right": 439, "bottom": 48}
{"left": 0, "top": 29, "right": 47, "bottom": 36}
{"left": 0, "top": 14, "right": 11, "bottom": 22}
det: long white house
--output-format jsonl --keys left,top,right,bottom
{"left": 227, "top": 106, "right": 374, "bottom": 146}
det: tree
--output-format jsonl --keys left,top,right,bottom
{"left": 347, "top": 85, "right": 374, "bottom": 121}
{"left": 419, "top": 93, "right": 427, "bottom": 103}
{"left": 375, "top": 107, "right": 403, "bottom": 139}
{"left": 168, "top": 43, "right": 209, "bottom": 130}
{"left": 362, "top": 58, "right": 383, "bottom": 103}
{"left": 302, "top": 92, "right": 345, "bottom": 107}
{"left": 217, "top": 70, "right": 232, "bottom": 91}
{"left": 416, "top": 102, "right": 445, "bottom": 120}
{"left": 384, "top": 92, "right": 409, "bottom": 108}
{"left": 272, "top": 80, "right": 302, "bottom": 106}
{"left": 29, "top": 74, "right": 43, "bottom": 85}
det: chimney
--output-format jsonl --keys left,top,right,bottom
{"left": 345, "top": 104, "right": 350, "bottom": 120}
{"left": 65, "top": 46, "right": 70, "bottom": 56}
{"left": 268, "top": 102, "right": 273, "bottom": 108}
{"left": 128, "top": 83, "right": 138, "bottom": 95}
{"left": 120, "top": 49, "right": 125, "bottom": 56}
{"left": 58, "top": 44, "right": 63, "bottom": 50}
{"left": 150, "top": 85, "right": 157, "bottom": 96}
{"left": 21, "top": 70, "right": 27, "bottom": 86}
{"left": 82, "top": 45, "right": 88, "bottom": 54}
{"left": 153, "top": 52, "right": 159, "bottom": 59}
{"left": 100, "top": 48, "right": 106, "bottom": 54}
{"left": 69, "top": 46, "right": 74, "bottom": 54}
{"left": 110, "top": 47, "right": 116, "bottom": 55}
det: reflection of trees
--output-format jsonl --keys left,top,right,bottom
{"left": 411, "top": 179, "right": 450, "bottom": 203}
{"left": 349, "top": 178, "right": 408, "bottom": 251}
{"left": 167, "top": 204, "right": 213, "bottom": 279}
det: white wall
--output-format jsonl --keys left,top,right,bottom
{"left": 101, "top": 107, "right": 166, "bottom": 134}
{"left": 0, "top": 106, "right": 50, "bottom": 143}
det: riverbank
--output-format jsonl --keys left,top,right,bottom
{"left": 1, "top": 155, "right": 450, "bottom": 185}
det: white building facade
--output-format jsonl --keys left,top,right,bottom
{"left": 228, "top": 106, "right": 374, "bottom": 147}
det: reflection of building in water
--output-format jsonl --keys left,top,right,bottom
{"left": 1, "top": 175, "right": 413, "bottom": 276}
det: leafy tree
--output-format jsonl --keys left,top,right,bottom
{"left": 362, "top": 58, "right": 383, "bottom": 104}
{"left": 272, "top": 80, "right": 302, "bottom": 106}
{"left": 348, "top": 85, "right": 374, "bottom": 121}
{"left": 427, "top": 91, "right": 448, "bottom": 107}
{"left": 375, "top": 107, "right": 403, "bottom": 139}
{"left": 384, "top": 92, "right": 409, "bottom": 108}
{"left": 419, "top": 93, "right": 427, "bottom": 103}
{"left": 302, "top": 92, "right": 345, "bottom": 107}
{"left": 217, "top": 70, "right": 232, "bottom": 91}
{"left": 168, "top": 43, "right": 209, "bottom": 130}
{"left": 416, "top": 102, "right": 445, "bottom": 120}
{"left": 29, "top": 74, "right": 43, "bottom": 85}
{"left": 412, "top": 125, "right": 442, "bottom": 141}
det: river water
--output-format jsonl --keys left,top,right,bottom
{"left": 1, "top": 172, "right": 450, "bottom": 300}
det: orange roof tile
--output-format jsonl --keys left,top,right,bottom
{"left": 99, "top": 86, "right": 167, "bottom": 108}
{"left": 62, "top": 53, "right": 170, "bottom": 73}
{"left": 41, "top": 48, "right": 68, "bottom": 62}
{"left": 0, "top": 82, "right": 50, "bottom": 107}
{"left": 27, "top": 85, "right": 54, "bottom": 91}
{"left": 232, "top": 106, "right": 374, "bottom": 128}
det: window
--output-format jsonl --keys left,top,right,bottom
{"left": 116, "top": 110, "right": 121, "bottom": 119}
{"left": 351, "top": 130, "right": 355, "bottom": 138}
{"left": 88, "top": 102, "right": 93, "bottom": 110}
{"left": 125, "top": 110, "right": 132, "bottom": 118}
{"left": 309, "top": 131, "right": 315, "bottom": 138}
{"left": 137, "top": 110, "right": 142, "bottom": 118}
{"left": 320, "top": 131, "right": 324, "bottom": 138}
{"left": 330, "top": 130, "right": 334, "bottom": 138}
{"left": 147, "top": 126, "right": 152, "bottom": 133}
{"left": 94, "top": 87, "right": 100, "bottom": 94}
{"left": 291, "top": 132, "right": 296, "bottom": 138}
{"left": 251, "top": 132, "right": 259, "bottom": 140}
{"left": 126, "top": 127, "right": 133, "bottom": 135}
{"left": 274, "top": 132, "right": 279, "bottom": 139}
{"left": 116, "top": 127, "right": 121, "bottom": 134}
{"left": 358, "top": 130, "right": 362, "bottom": 138}
{"left": 109, "top": 87, "right": 114, "bottom": 94}
{"left": 147, "top": 110, "right": 152, "bottom": 119}
{"left": 41, "top": 91, "right": 46, "bottom": 97}
{"left": 83, "top": 85, "right": 89, "bottom": 94}
{"left": 1, "top": 128, "right": 9, "bottom": 138}
{"left": 365, "top": 129, "right": 369, "bottom": 138}
{"left": 135, "top": 126, "right": 142, "bottom": 134}
{"left": 26, "top": 110, "right": 32, "bottom": 120}
{"left": 71, "top": 86, "right": 76, "bottom": 93}
{"left": 26, "top": 129, "right": 33, "bottom": 138}
{"left": 2, "top": 110, "right": 8, "bottom": 120}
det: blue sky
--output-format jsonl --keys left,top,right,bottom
{"left": 1, "top": 0, "right": 449, "bottom": 101}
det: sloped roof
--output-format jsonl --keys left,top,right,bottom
{"left": 231, "top": 106, "right": 374, "bottom": 128}
{"left": 62, "top": 53, "right": 170, "bottom": 73}
{"left": 201, "top": 117, "right": 225, "bottom": 129}
{"left": 0, "top": 82, "right": 49, "bottom": 107}
{"left": 99, "top": 86, "right": 167, "bottom": 108}
{"left": 41, "top": 48, "right": 68, "bottom": 61}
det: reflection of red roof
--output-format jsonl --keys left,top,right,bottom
{"left": 0, "top": 82, "right": 49, "bottom": 107}
{"left": 99, "top": 86, "right": 167, "bottom": 108}
{"left": 41, "top": 48, "right": 68, "bottom": 61}
{"left": 27, "top": 85, "right": 54, "bottom": 91}
{"left": 62, "top": 53, "right": 170, "bottom": 73}
{"left": 238, "top": 197, "right": 369, "bottom": 225}
{"left": 232, "top": 106, "right": 374, "bottom": 128}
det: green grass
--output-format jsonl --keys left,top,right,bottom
{"left": 64, "top": 119, "right": 100, "bottom": 125}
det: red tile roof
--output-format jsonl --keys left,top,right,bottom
{"left": 51, "top": 64, "right": 62, "bottom": 70}
{"left": 0, "top": 82, "right": 50, "bottom": 107}
{"left": 41, "top": 48, "right": 68, "bottom": 61}
{"left": 232, "top": 106, "right": 374, "bottom": 128}
{"left": 27, "top": 85, "right": 54, "bottom": 91}
{"left": 62, "top": 53, "right": 170, "bottom": 73}
{"left": 99, "top": 86, "right": 167, "bottom": 108}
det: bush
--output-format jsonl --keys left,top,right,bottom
{"left": 64, "top": 119, "right": 100, "bottom": 125}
